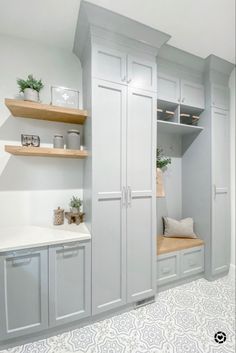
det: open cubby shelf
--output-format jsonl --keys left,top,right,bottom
{"left": 5, "top": 98, "right": 88, "bottom": 125}
{"left": 157, "top": 120, "right": 204, "bottom": 136}
{"left": 5, "top": 145, "right": 88, "bottom": 159}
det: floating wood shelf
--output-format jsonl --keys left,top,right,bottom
{"left": 5, "top": 145, "right": 88, "bottom": 159}
{"left": 5, "top": 99, "right": 87, "bottom": 124}
{"left": 157, "top": 235, "right": 204, "bottom": 255}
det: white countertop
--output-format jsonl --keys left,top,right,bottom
{"left": 0, "top": 223, "right": 91, "bottom": 253}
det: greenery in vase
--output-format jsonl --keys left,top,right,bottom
{"left": 156, "top": 148, "right": 171, "bottom": 169}
{"left": 17, "top": 74, "right": 44, "bottom": 93}
{"left": 70, "top": 196, "right": 82, "bottom": 210}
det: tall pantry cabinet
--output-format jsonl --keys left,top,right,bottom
{"left": 74, "top": 1, "right": 169, "bottom": 315}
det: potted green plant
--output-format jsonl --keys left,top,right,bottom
{"left": 156, "top": 148, "right": 171, "bottom": 197}
{"left": 70, "top": 196, "right": 82, "bottom": 214}
{"left": 17, "top": 74, "right": 44, "bottom": 102}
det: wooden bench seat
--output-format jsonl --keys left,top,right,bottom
{"left": 157, "top": 235, "right": 204, "bottom": 255}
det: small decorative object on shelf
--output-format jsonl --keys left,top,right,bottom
{"left": 156, "top": 148, "right": 171, "bottom": 198}
{"left": 53, "top": 207, "right": 64, "bottom": 225}
{"left": 67, "top": 130, "right": 80, "bottom": 150}
{"left": 51, "top": 86, "right": 79, "bottom": 109}
{"left": 65, "top": 212, "right": 85, "bottom": 225}
{"left": 17, "top": 74, "right": 44, "bottom": 102}
{"left": 21, "top": 134, "right": 40, "bottom": 147}
{"left": 69, "top": 196, "right": 82, "bottom": 214}
{"left": 180, "top": 113, "right": 200, "bottom": 126}
{"left": 53, "top": 134, "right": 64, "bottom": 149}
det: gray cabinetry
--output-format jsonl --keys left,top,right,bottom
{"left": 157, "top": 246, "right": 204, "bottom": 287}
{"left": 211, "top": 84, "right": 229, "bottom": 110}
{"left": 0, "top": 248, "right": 48, "bottom": 340}
{"left": 92, "top": 79, "right": 127, "bottom": 315}
{"left": 93, "top": 45, "right": 126, "bottom": 84}
{"left": 93, "top": 45, "right": 156, "bottom": 91}
{"left": 180, "top": 80, "right": 205, "bottom": 109}
{"left": 157, "top": 73, "right": 180, "bottom": 103}
{"left": 157, "top": 73, "right": 205, "bottom": 109}
{"left": 181, "top": 246, "right": 204, "bottom": 277}
{"left": 211, "top": 108, "right": 230, "bottom": 275}
{"left": 49, "top": 241, "right": 91, "bottom": 326}
{"left": 126, "top": 88, "right": 156, "bottom": 302}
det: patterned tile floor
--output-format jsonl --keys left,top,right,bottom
{"left": 1, "top": 269, "right": 235, "bottom": 353}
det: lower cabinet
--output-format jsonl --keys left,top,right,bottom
{"left": 0, "top": 240, "right": 91, "bottom": 342}
{"left": 157, "top": 246, "right": 204, "bottom": 287}
{"left": 49, "top": 241, "right": 91, "bottom": 326}
{"left": 0, "top": 248, "right": 48, "bottom": 341}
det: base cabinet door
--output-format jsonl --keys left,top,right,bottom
{"left": 49, "top": 241, "right": 91, "bottom": 326}
{"left": 0, "top": 248, "right": 48, "bottom": 341}
{"left": 212, "top": 108, "right": 230, "bottom": 275}
{"left": 181, "top": 246, "right": 204, "bottom": 277}
{"left": 126, "top": 88, "right": 156, "bottom": 303}
{"left": 157, "top": 252, "right": 180, "bottom": 285}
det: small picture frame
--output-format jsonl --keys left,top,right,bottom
{"left": 51, "top": 86, "right": 79, "bottom": 109}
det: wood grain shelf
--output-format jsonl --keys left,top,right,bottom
{"left": 5, "top": 99, "right": 87, "bottom": 124}
{"left": 157, "top": 235, "right": 204, "bottom": 255}
{"left": 5, "top": 145, "right": 88, "bottom": 159}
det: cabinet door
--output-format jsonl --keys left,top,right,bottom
{"left": 212, "top": 108, "right": 230, "bottom": 275}
{"left": 126, "top": 88, "right": 156, "bottom": 303}
{"left": 92, "top": 80, "right": 127, "bottom": 314}
{"left": 157, "top": 252, "right": 180, "bottom": 286}
{"left": 157, "top": 73, "right": 180, "bottom": 103}
{"left": 180, "top": 80, "right": 205, "bottom": 109}
{"left": 49, "top": 241, "right": 91, "bottom": 326}
{"left": 212, "top": 84, "right": 229, "bottom": 110}
{"left": 181, "top": 246, "right": 204, "bottom": 277}
{"left": 128, "top": 55, "right": 156, "bottom": 92}
{"left": 0, "top": 248, "right": 48, "bottom": 340}
{"left": 93, "top": 45, "right": 127, "bottom": 84}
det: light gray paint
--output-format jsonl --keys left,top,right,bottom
{"left": 49, "top": 241, "right": 91, "bottom": 326}
{"left": 157, "top": 251, "right": 180, "bottom": 285}
{"left": 181, "top": 246, "right": 204, "bottom": 277}
{"left": 74, "top": 1, "right": 170, "bottom": 59}
{"left": 0, "top": 248, "right": 48, "bottom": 340}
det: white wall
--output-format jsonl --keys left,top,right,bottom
{"left": 0, "top": 34, "right": 83, "bottom": 227}
{"left": 229, "top": 68, "right": 235, "bottom": 266}
{"left": 157, "top": 133, "right": 182, "bottom": 234}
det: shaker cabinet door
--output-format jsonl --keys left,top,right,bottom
{"left": 93, "top": 45, "right": 127, "bottom": 84}
{"left": 128, "top": 55, "right": 156, "bottom": 92}
{"left": 211, "top": 84, "right": 229, "bottom": 110}
{"left": 126, "top": 88, "right": 156, "bottom": 303}
{"left": 0, "top": 248, "right": 48, "bottom": 341}
{"left": 49, "top": 241, "right": 91, "bottom": 326}
{"left": 92, "top": 80, "right": 127, "bottom": 315}
{"left": 211, "top": 108, "right": 230, "bottom": 275}
{"left": 180, "top": 80, "right": 205, "bottom": 109}
{"left": 157, "top": 73, "right": 180, "bottom": 103}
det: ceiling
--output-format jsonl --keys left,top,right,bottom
{"left": 0, "top": 0, "right": 235, "bottom": 63}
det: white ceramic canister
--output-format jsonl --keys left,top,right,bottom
{"left": 53, "top": 134, "right": 64, "bottom": 149}
{"left": 67, "top": 130, "right": 80, "bottom": 150}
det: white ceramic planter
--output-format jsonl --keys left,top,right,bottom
{"left": 24, "top": 88, "right": 39, "bottom": 102}
{"left": 71, "top": 207, "right": 80, "bottom": 214}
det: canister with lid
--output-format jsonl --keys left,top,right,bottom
{"left": 67, "top": 130, "right": 80, "bottom": 150}
{"left": 53, "top": 134, "right": 64, "bottom": 149}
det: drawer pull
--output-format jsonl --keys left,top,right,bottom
{"left": 62, "top": 243, "right": 79, "bottom": 250}
{"left": 9, "top": 251, "right": 32, "bottom": 266}
{"left": 162, "top": 266, "right": 171, "bottom": 274}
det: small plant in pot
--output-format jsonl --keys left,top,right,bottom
{"left": 156, "top": 148, "right": 171, "bottom": 170}
{"left": 17, "top": 74, "right": 44, "bottom": 102}
{"left": 70, "top": 196, "right": 82, "bottom": 214}
{"left": 156, "top": 148, "right": 171, "bottom": 198}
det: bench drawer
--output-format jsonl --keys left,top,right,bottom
{"left": 181, "top": 246, "right": 204, "bottom": 277}
{"left": 157, "top": 251, "right": 180, "bottom": 285}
